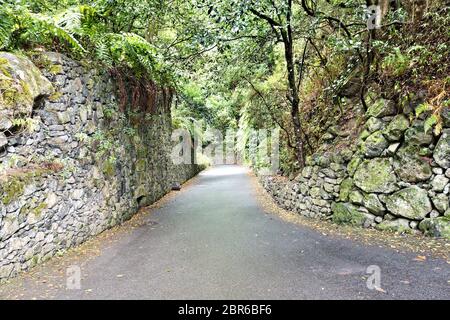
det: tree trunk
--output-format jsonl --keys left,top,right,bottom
{"left": 281, "top": 29, "right": 305, "bottom": 168}
{"left": 290, "top": 99, "right": 305, "bottom": 168}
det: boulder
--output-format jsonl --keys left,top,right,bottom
{"left": 358, "top": 129, "right": 371, "bottom": 141}
{"left": 431, "top": 194, "right": 449, "bottom": 214}
{"left": 385, "top": 186, "right": 432, "bottom": 220}
{"left": 404, "top": 123, "right": 433, "bottom": 146}
{"left": 360, "top": 131, "right": 388, "bottom": 158}
{"left": 57, "top": 111, "right": 71, "bottom": 124}
{"left": 441, "top": 107, "right": 450, "bottom": 128}
{"left": 394, "top": 146, "right": 432, "bottom": 183}
{"left": 339, "top": 178, "right": 353, "bottom": 201}
{"left": 347, "top": 157, "right": 362, "bottom": 176}
{"left": 0, "top": 132, "right": 7, "bottom": 148}
{"left": 386, "top": 142, "right": 401, "bottom": 155}
{"left": 45, "top": 192, "right": 58, "bottom": 209}
{"left": 349, "top": 190, "right": 363, "bottom": 205}
{"left": 0, "top": 52, "right": 53, "bottom": 119}
{"left": 331, "top": 202, "right": 365, "bottom": 226}
{"left": 419, "top": 217, "right": 450, "bottom": 239}
{"left": 376, "top": 218, "right": 412, "bottom": 233}
{"left": 383, "top": 114, "right": 409, "bottom": 141}
{"left": 0, "top": 118, "right": 12, "bottom": 131}
{"left": 339, "top": 149, "right": 354, "bottom": 162}
{"left": 365, "top": 117, "right": 384, "bottom": 133}
{"left": 366, "top": 98, "right": 397, "bottom": 118}
{"left": 354, "top": 158, "right": 398, "bottom": 193}
{"left": 431, "top": 175, "right": 449, "bottom": 192}
{"left": 433, "top": 129, "right": 450, "bottom": 168}
{"left": 301, "top": 166, "right": 313, "bottom": 178}
{"left": 362, "top": 193, "right": 385, "bottom": 216}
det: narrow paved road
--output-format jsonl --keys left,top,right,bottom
{"left": 1, "top": 165, "right": 449, "bottom": 299}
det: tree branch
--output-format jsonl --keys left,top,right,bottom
{"left": 244, "top": 76, "right": 296, "bottom": 150}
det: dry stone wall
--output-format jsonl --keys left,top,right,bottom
{"left": 261, "top": 98, "right": 450, "bottom": 239}
{"left": 0, "top": 52, "right": 201, "bottom": 280}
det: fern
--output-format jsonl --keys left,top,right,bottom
{"left": 94, "top": 32, "right": 165, "bottom": 81}
{"left": 0, "top": 6, "right": 15, "bottom": 50}
{"left": 423, "top": 114, "right": 438, "bottom": 134}
{"left": 1, "top": 2, "right": 171, "bottom": 85}
{"left": 27, "top": 12, "right": 85, "bottom": 53}
{"left": 0, "top": 2, "right": 85, "bottom": 53}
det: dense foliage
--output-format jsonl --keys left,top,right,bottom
{"left": 1, "top": 0, "right": 449, "bottom": 174}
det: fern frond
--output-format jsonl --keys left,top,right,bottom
{"left": 0, "top": 6, "right": 16, "bottom": 50}
{"left": 27, "top": 12, "right": 85, "bottom": 53}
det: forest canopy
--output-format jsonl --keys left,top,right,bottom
{"left": 1, "top": 0, "right": 449, "bottom": 174}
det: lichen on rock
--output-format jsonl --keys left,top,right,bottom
{"left": 366, "top": 98, "right": 397, "bottom": 118}
{"left": 384, "top": 186, "right": 432, "bottom": 220}
{"left": 376, "top": 218, "right": 412, "bottom": 234}
{"left": 360, "top": 131, "right": 388, "bottom": 158}
{"left": 331, "top": 202, "right": 365, "bottom": 226}
{"left": 353, "top": 158, "right": 397, "bottom": 193}
{"left": 383, "top": 114, "right": 409, "bottom": 141}
{"left": 433, "top": 129, "right": 450, "bottom": 169}
{"left": 362, "top": 193, "right": 385, "bottom": 216}
{"left": 419, "top": 217, "right": 450, "bottom": 239}
{"left": 394, "top": 145, "right": 432, "bottom": 183}
{"left": 0, "top": 52, "right": 54, "bottom": 120}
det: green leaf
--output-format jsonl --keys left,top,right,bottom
{"left": 415, "top": 103, "right": 432, "bottom": 117}
{"left": 423, "top": 114, "right": 438, "bottom": 134}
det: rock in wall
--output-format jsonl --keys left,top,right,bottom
{"left": 0, "top": 52, "right": 202, "bottom": 280}
{"left": 260, "top": 97, "right": 450, "bottom": 239}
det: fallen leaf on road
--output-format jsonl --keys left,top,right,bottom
{"left": 413, "top": 255, "right": 427, "bottom": 262}
{"left": 375, "top": 287, "right": 387, "bottom": 293}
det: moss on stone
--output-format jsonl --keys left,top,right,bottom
{"left": 353, "top": 158, "right": 398, "bottom": 193}
{"left": 0, "top": 57, "right": 12, "bottom": 78}
{"left": 0, "top": 52, "right": 53, "bottom": 119}
{"left": 102, "top": 159, "right": 116, "bottom": 177}
{"left": 1, "top": 178, "right": 26, "bottom": 205}
{"left": 384, "top": 186, "right": 432, "bottom": 220}
{"left": 48, "top": 91, "right": 63, "bottom": 102}
{"left": 347, "top": 157, "right": 362, "bottom": 176}
{"left": 339, "top": 178, "right": 353, "bottom": 201}
{"left": 1, "top": 77, "right": 33, "bottom": 110}
{"left": 383, "top": 114, "right": 409, "bottom": 141}
{"left": 48, "top": 64, "right": 63, "bottom": 75}
{"left": 418, "top": 216, "right": 450, "bottom": 239}
{"left": 376, "top": 220, "right": 413, "bottom": 234}
{"left": 135, "top": 158, "right": 147, "bottom": 172}
{"left": 0, "top": 169, "right": 51, "bottom": 205}
{"left": 32, "top": 202, "right": 47, "bottom": 218}
{"left": 30, "top": 255, "right": 40, "bottom": 267}
{"left": 331, "top": 202, "right": 365, "bottom": 226}
{"left": 360, "top": 130, "right": 388, "bottom": 157}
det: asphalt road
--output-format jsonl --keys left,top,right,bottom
{"left": 1, "top": 165, "right": 449, "bottom": 299}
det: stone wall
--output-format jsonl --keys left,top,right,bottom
{"left": 0, "top": 52, "right": 202, "bottom": 280}
{"left": 260, "top": 98, "right": 450, "bottom": 239}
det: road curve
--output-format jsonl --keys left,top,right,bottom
{"left": 1, "top": 165, "right": 449, "bottom": 299}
